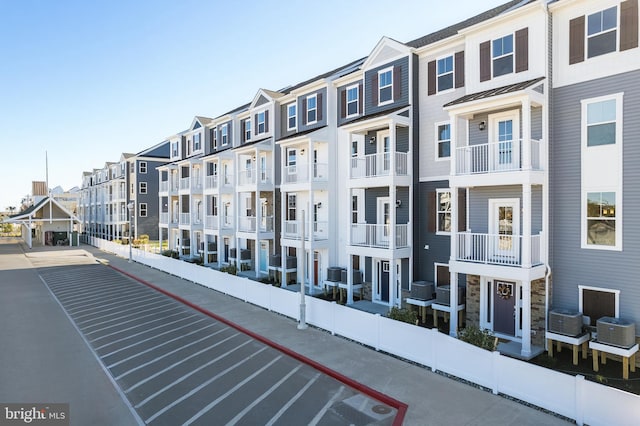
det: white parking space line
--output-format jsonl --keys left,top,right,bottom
{"left": 94, "top": 313, "right": 197, "bottom": 351}
{"left": 225, "top": 364, "right": 303, "bottom": 425}
{"left": 49, "top": 280, "right": 128, "bottom": 297}
{"left": 73, "top": 296, "right": 166, "bottom": 321}
{"left": 89, "top": 308, "right": 185, "bottom": 342}
{"left": 106, "top": 322, "right": 214, "bottom": 368}
{"left": 56, "top": 286, "right": 140, "bottom": 305}
{"left": 308, "top": 385, "right": 346, "bottom": 426}
{"left": 71, "top": 294, "right": 164, "bottom": 318}
{"left": 125, "top": 333, "right": 243, "bottom": 394}
{"left": 265, "top": 372, "right": 322, "bottom": 426}
{"left": 102, "top": 318, "right": 218, "bottom": 358}
{"left": 82, "top": 305, "right": 180, "bottom": 335}
{"left": 63, "top": 288, "right": 143, "bottom": 309}
{"left": 143, "top": 346, "right": 269, "bottom": 422}
{"left": 76, "top": 299, "right": 172, "bottom": 327}
{"left": 68, "top": 292, "right": 160, "bottom": 315}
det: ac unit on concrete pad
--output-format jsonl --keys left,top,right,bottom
{"left": 411, "top": 281, "right": 434, "bottom": 300}
{"left": 436, "top": 285, "right": 466, "bottom": 305}
{"left": 548, "top": 309, "right": 583, "bottom": 336}
{"left": 596, "top": 317, "right": 637, "bottom": 348}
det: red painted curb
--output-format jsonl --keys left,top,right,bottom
{"left": 109, "top": 264, "right": 408, "bottom": 425}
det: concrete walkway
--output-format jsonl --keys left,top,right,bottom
{"left": 1, "top": 239, "right": 572, "bottom": 425}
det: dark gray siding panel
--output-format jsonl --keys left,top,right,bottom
{"left": 414, "top": 181, "right": 451, "bottom": 283}
{"left": 397, "top": 126, "right": 409, "bottom": 153}
{"left": 401, "top": 258, "right": 409, "bottom": 290}
{"left": 298, "top": 87, "right": 328, "bottom": 133}
{"left": 337, "top": 79, "right": 364, "bottom": 127}
{"left": 551, "top": 70, "right": 640, "bottom": 328}
{"left": 468, "top": 186, "right": 542, "bottom": 234}
{"left": 364, "top": 188, "right": 389, "bottom": 223}
{"left": 136, "top": 159, "right": 165, "bottom": 239}
{"left": 364, "top": 57, "right": 410, "bottom": 116}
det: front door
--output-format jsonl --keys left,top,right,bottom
{"left": 489, "top": 199, "right": 520, "bottom": 260}
{"left": 377, "top": 197, "right": 390, "bottom": 246}
{"left": 374, "top": 260, "right": 390, "bottom": 303}
{"left": 377, "top": 131, "right": 390, "bottom": 174}
{"left": 489, "top": 111, "right": 519, "bottom": 171}
{"left": 493, "top": 280, "right": 516, "bottom": 335}
{"left": 259, "top": 241, "right": 268, "bottom": 273}
{"left": 313, "top": 251, "right": 319, "bottom": 286}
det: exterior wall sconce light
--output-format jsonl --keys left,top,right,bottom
{"left": 478, "top": 121, "right": 486, "bottom": 131}
{"left": 369, "top": 136, "right": 376, "bottom": 144}
{"left": 300, "top": 149, "right": 305, "bottom": 155}
{"left": 317, "top": 202, "right": 322, "bottom": 208}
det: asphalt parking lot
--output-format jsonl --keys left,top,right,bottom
{"left": 37, "top": 262, "right": 398, "bottom": 425}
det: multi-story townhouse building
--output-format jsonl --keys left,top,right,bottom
{"left": 80, "top": 142, "right": 169, "bottom": 242}
{"left": 549, "top": 0, "right": 640, "bottom": 336}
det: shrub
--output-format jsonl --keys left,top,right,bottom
{"left": 161, "top": 250, "right": 179, "bottom": 259}
{"left": 388, "top": 307, "right": 418, "bottom": 325}
{"left": 220, "top": 264, "right": 237, "bottom": 275}
{"left": 458, "top": 326, "right": 498, "bottom": 351}
{"left": 139, "top": 234, "right": 150, "bottom": 243}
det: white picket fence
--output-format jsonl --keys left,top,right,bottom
{"left": 91, "top": 237, "right": 639, "bottom": 426}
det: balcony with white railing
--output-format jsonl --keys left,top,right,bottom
{"left": 191, "top": 213, "right": 203, "bottom": 226}
{"left": 180, "top": 213, "right": 190, "bottom": 225}
{"left": 455, "top": 139, "right": 542, "bottom": 176}
{"left": 350, "top": 152, "right": 408, "bottom": 179}
{"left": 221, "top": 216, "right": 234, "bottom": 229}
{"left": 170, "top": 178, "right": 179, "bottom": 193}
{"left": 180, "top": 177, "right": 190, "bottom": 190}
{"left": 282, "top": 220, "right": 329, "bottom": 241}
{"left": 160, "top": 181, "right": 169, "bottom": 193}
{"left": 205, "top": 175, "right": 218, "bottom": 190}
{"left": 456, "top": 232, "right": 542, "bottom": 267}
{"left": 237, "top": 168, "right": 272, "bottom": 186}
{"left": 283, "top": 163, "right": 329, "bottom": 185}
{"left": 223, "top": 174, "right": 233, "bottom": 187}
{"left": 160, "top": 213, "right": 169, "bottom": 225}
{"left": 205, "top": 215, "right": 219, "bottom": 230}
{"left": 349, "top": 223, "right": 409, "bottom": 249}
{"left": 170, "top": 215, "right": 179, "bottom": 225}
{"left": 191, "top": 176, "right": 203, "bottom": 192}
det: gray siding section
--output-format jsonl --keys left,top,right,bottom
{"left": 364, "top": 56, "right": 409, "bottom": 116}
{"left": 137, "top": 159, "right": 164, "bottom": 239}
{"left": 278, "top": 88, "right": 327, "bottom": 139}
{"left": 363, "top": 127, "right": 408, "bottom": 155}
{"left": 468, "top": 107, "right": 541, "bottom": 145}
{"left": 551, "top": 70, "right": 640, "bottom": 328}
{"left": 468, "top": 186, "right": 542, "bottom": 234}
{"left": 364, "top": 187, "right": 409, "bottom": 224}
{"left": 414, "top": 181, "right": 451, "bottom": 284}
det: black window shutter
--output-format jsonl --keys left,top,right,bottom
{"left": 265, "top": 110, "right": 269, "bottom": 132}
{"left": 340, "top": 89, "right": 346, "bottom": 118}
{"left": 621, "top": 0, "right": 639, "bottom": 51}
{"left": 393, "top": 65, "right": 402, "bottom": 100}
{"left": 317, "top": 92, "right": 323, "bottom": 121}
{"left": 240, "top": 119, "right": 245, "bottom": 142}
{"left": 302, "top": 98, "right": 307, "bottom": 126}
{"left": 515, "top": 28, "right": 529, "bottom": 73}
{"left": 371, "top": 73, "right": 378, "bottom": 105}
{"left": 358, "top": 82, "right": 363, "bottom": 114}
{"left": 479, "top": 41, "right": 491, "bottom": 82}
{"left": 569, "top": 16, "right": 585, "bottom": 64}
{"left": 458, "top": 189, "right": 467, "bottom": 232}
{"left": 454, "top": 52, "right": 465, "bottom": 88}
{"left": 254, "top": 114, "right": 258, "bottom": 132}
{"left": 427, "top": 191, "right": 436, "bottom": 233}
{"left": 427, "top": 60, "right": 436, "bottom": 95}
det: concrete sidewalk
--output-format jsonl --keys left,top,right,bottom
{"left": 77, "top": 243, "right": 569, "bottom": 426}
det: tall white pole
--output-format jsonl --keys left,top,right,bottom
{"left": 298, "top": 209, "right": 307, "bottom": 330}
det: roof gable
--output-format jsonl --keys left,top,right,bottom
{"left": 362, "top": 37, "right": 411, "bottom": 70}
{"left": 249, "top": 89, "right": 283, "bottom": 110}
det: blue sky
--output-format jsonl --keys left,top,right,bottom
{"left": 0, "top": 0, "right": 506, "bottom": 210}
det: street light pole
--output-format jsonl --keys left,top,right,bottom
{"left": 127, "top": 201, "right": 134, "bottom": 263}
{"left": 298, "top": 209, "right": 307, "bottom": 330}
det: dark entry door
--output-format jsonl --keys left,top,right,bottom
{"left": 380, "top": 261, "right": 390, "bottom": 302}
{"left": 493, "top": 280, "right": 516, "bottom": 335}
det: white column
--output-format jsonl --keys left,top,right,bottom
{"left": 521, "top": 280, "right": 532, "bottom": 357}
{"left": 449, "top": 271, "right": 458, "bottom": 337}
{"left": 449, "top": 113, "right": 458, "bottom": 176}
{"left": 522, "top": 184, "right": 532, "bottom": 268}
{"left": 522, "top": 98, "right": 531, "bottom": 171}
{"left": 347, "top": 255, "right": 354, "bottom": 305}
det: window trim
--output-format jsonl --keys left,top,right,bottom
{"left": 193, "top": 132, "right": 201, "bottom": 151}
{"left": 378, "top": 66, "right": 394, "bottom": 106}
{"left": 492, "top": 33, "right": 514, "bottom": 78}
{"left": 221, "top": 124, "right": 228, "bottom": 146}
{"left": 287, "top": 103, "right": 297, "bottom": 131}
{"left": 306, "top": 94, "right": 317, "bottom": 125}
{"left": 244, "top": 119, "right": 251, "bottom": 141}
{"left": 346, "top": 84, "right": 359, "bottom": 117}
{"left": 139, "top": 161, "right": 147, "bottom": 174}
{"left": 139, "top": 202, "right": 148, "bottom": 217}
{"left": 257, "top": 111, "right": 266, "bottom": 134}
{"left": 139, "top": 181, "right": 147, "bottom": 195}
{"left": 436, "top": 54, "right": 455, "bottom": 94}
{"left": 580, "top": 92, "right": 623, "bottom": 251}
{"left": 586, "top": 6, "right": 619, "bottom": 59}
{"left": 434, "top": 121, "right": 451, "bottom": 161}
{"left": 578, "top": 285, "right": 620, "bottom": 318}
{"left": 212, "top": 127, "right": 218, "bottom": 149}
{"left": 436, "top": 189, "right": 452, "bottom": 235}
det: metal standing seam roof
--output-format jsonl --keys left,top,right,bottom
{"left": 443, "top": 77, "right": 545, "bottom": 108}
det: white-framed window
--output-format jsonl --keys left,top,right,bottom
{"left": 436, "top": 55, "right": 454, "bottom": 92}
{"left": 139, "top": 182, "right": 147, "bottom": 194}
{"left": 221, "top": 124, "right": 228, "bottom": 146}
{"left": 435, "top": 122, "right": 451, "bottom": 159}
{"left": 244, "top": 119, "right": 251, "bottom": 141}
{"left": 287, "top": 194, "right": 296, "bottom": 221}
{"left": 581, "top": 93, "right": 623, "bottom": 251}
{"left": 212, "top": 127, "right": 218, "bottom": 150}
{"left": 307, "top": 94, "right": 317, "bottom": 124}
{"left": 578, "top": 285, "right": 620, "bottom": 324}
{"left": 352, "top": 195, "right": 358, "bottom": 224}
{"left": 211, "top": 196, "right": 218, "bottom": 216}
{"left": 287, "top": 103, "right": 296, "bottom": 130}
{"left": 346, "top": 85, "right": 359, "bottom": 116}
{"left": 436, "top": 189, "right": 451, "bottom": 234}
{"left": 171, "top": 142, "right": 178, "bottom": 157}
{"left": 245, "top": 197, "right": 252, "bottom": 217}
{"left": 139, "top": 203, "right": 147, "bottom": 217}
{"left": 587, "top": 6, "right": 617, "bottom": 58}
{"left": 287, "top": 148, "right": 296, "bottom": 173}
{"left": 139, "top": 161, "right": 147, "bottom": 174}
{"left": 193, "top": 133, "right": 201, "bottom": 150}
{"left": 351, "top": 140, "right": 358, "bottom": 157}
{"left": 257, "top": 111, "right": 266, "bottom": 134}
{"left": 378, "top": 67, "right": 393, "bottom": 104}
{"left": 492, "top": 34, "right": 514, "bottom": 77}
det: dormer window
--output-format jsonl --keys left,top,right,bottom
{"left": 257, "top": 111, "right": 266, "bottom": 134}
{"left": 492, "top": 34, "right": 514, "bottom": 77}
{"left": 221, "top": 124, "right": 228, "bottom": 146}
{"left": 193, "top": 133, "right": 201, "bottom": 151}
{"left": 378, "top": 67, "right": 393, "bottom": 104}
{"left": 307, "top": 94, "right": 317, "bottom": 124}
{"left": 587, "top": 6, "right": 617, "bottom": 58}
{"left": 287, "top": 104, "right": 296, "bottom": 130}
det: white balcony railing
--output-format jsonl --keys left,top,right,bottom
{"left": 160, "top": 181, "right": 169, "bottom": 192}
{"left": 283, "top": 163, "right": 329, "bottom": 184}
{"left": 282, "top": 220, "right": 328, "bottom": 240}
{"left": 350, "top": 152, "right": 408, "bottom": 179}
{"left": 180, "top": 177, "right": 190, "bottom": 190}
{"left": 238, "top": 168, "right": 272, "bottom": 186}
{"left": 205, "top": 215, "right": 219, "bottom": 230}
{"left": 455, "top": 139, "right": 542, "bottom": 175}
{"left": 238, "top": 216, "right": 256, "bottom": 232}
{"left": 349, "top": 223, "right": 408, "bottom": 249}
{"left": 180, "top": 213, "right": 190, "bottom": 225}
{"left": 191, "top": 213, "right": 203, "bottom": 225}
{"left": 456, "top": 232, "right": 542, "bottom": 266}
{"left": 160, "top": 213, "right": 169, "bottom": 224}
{"left": 223, "top": 174, "right": 233, "bottom": 187}
{"left": 205, "top": 175, "right": 218, "bottom": 190}
{"left": 191, "top": 176, "right": 203, "bottom": 191}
